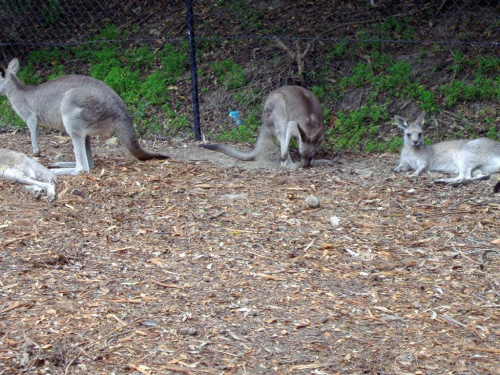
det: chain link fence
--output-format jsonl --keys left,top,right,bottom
{"left": 1, "top": 1, "right": 499, "bottom": 145}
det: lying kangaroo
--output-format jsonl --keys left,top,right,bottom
{"left": 0, "top": 148, "right": 57, "bottom": 202}
{"left": 0, "top": 58, "right": 169, "bottom": 175}
{"left": 393, "top": 111, "right": 500, "bottom": 185}
{"left": 201, "top": 86, "right": 324, "bottom": 168}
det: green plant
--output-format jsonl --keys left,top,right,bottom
{"left": 102, "top": 66, "right": 141, "bottom": 104}
{"left": 126, "top": 45, "right": 154, "bottom": 70}
{"left": 41, "top": 0, "right": 64, "bottom": 25}
{"left": 163, "top": 105, "right": 191, "bottom": 135}
{"left": 17, "top": 65, "right": 43, "bottom": 86}
{"left": 325, "top": 105, "right": 389, "bottom": 152}
{"left": 89, "top": 53, "right": 122, "bottom": 81}
{"left": 96, "top": 23, "right": 123, "bottom": 41}
{"left": 210, "top": 59, "right": 247, "bottom": 90}
{"left": 218, "top": 112, "right": 260, "bottom": 144}
{"left": 46, "top": 63, "right": 66, "bottom": 80}
{"left": 160, "top": 44, "right": 189, "bottom": 84}
{"left": 486, "top": 125, "right": 498, "bottom": 140}
{"left": 141, "top": 71, "right": 170, "bottom": 105}
{"left": 0, "top": 99, "right": 26, "bottom": 128}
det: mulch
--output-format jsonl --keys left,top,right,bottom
{"left": 1, "top": 131, "right": 499, "bottom": 374}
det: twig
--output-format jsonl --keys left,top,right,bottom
{"left": 1, "top": 234, "right": 35, "bottom": 248}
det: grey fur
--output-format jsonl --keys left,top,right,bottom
{"left": 0, "top": 147, "right": 57, "bottom": 202}
{"left": 201, "top": 86, "right": 324, "bottom": 168}
{"left": 0, "top": 58, "right": 169, "bottom": 175}
{"left": 394, "top": 111, "right": 500, "bottom": 185}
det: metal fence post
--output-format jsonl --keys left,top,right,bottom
{"left": 186, "top": 0, "right": 201, "bottom": 141}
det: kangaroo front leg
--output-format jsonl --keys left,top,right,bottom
{"left": 25, "top": 114, "right": 41, "bottom": 156}
{"left": 393, "top": 162, "right": 409, "bottom": 173}
{"left": 279, "top": 121, "right": 296, "bottom": 168}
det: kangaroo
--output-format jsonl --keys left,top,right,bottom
{"left": 201, "top": 86, "right": 324, "bottom": 168}
{"left": 393, "top": 111, "right": 500, "bottom": 185}
{"left": 0, "top": 148, "right": 57, "bottom": 202}
{"left": 0, "top": 58, "right": 169, "bottom": 175}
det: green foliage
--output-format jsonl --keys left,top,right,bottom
{"left": 218, "top": 112, "right": 260, "bottom": 144}
{"left": 141, "top": 71, "right": 170, "bottom": 105}
{"left": 103, "top": 66, "right": 142, "bottom": 104}
{"left": 486, "top": 125, "right": 499, "bottom": 141}
{"left": 440, "top": 75, "right": 499, "bottom": 106}
{"left": 217, "top": 0, "right": 264, "bottom": 30}
{"left": 210, "top": 59, "right": 247, "bottom": 90}
{"left": 325, "top": 105, "right": 389, "bottom": 152}
{"left": 96, "top": 23, "right": 123, "bottom": 40}
{"left": 41, "top": 0, "right": 64, "bottom": 25}
{"left": 160, "top": 44, "right": 189, "bottom": 84}
{"left": 46, "top": 63, "right": 66, "bottom": 80}
{"left": 163, "top": 105, "right": 192, "bottom": 135}
{"left": 17, "top": 64, "right": 42, "bottom": 86}
{"left": 126, "top": 45, "right": 155, "bottom": 70}
{"left": 0, "top": 99, "right": 26, "bottom": 128}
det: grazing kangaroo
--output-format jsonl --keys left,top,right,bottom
{"left": 0, "top": 148, "right": 57, "bottom": 202}
{"left": 393, "top": 111, "right": 500, "bottom": 185}
{"left": 201, "top": 86, "right": 324, "bottom": 168}
{"left": 0, "top": 58, "right": 169, "bottom": 175}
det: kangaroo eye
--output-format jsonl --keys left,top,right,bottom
{"left": 406, "top": 134, "right": 411, "bottom": 138}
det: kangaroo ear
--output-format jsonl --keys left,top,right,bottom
{"left": 394, "top": 115, "right": 408, "bottom": 129}
{"left": 415, "top": 111, "right": 426, "bottom": 127}
{"left": 310, "top": 127, "right": 323, "bottom": 143}
{"left": 8, "top": 58, "right": 19, "bottom": 74}
{"left": 297, "top": 124, "right": 310, "bottom": 143}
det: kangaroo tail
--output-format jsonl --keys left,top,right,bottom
{"left": 494, "top": 178, "right": 500, "bottom": 193}
{"left": 201, "top": 126, "right": 272, "bottom": 161}
{"left": 117, "top": 119, "right": 169, "bottom": 161}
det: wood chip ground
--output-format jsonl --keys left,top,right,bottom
{"left": 1, "top": 131, "right": 499, "bottom": 374}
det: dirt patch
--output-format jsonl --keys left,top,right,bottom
{"left": 1, "top": 130, "right": 499, "bottom": 374}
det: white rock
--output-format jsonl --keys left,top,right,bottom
{"left": 330, "top": 216, "right": 340, "bottom": 227}
{"left": 305, "top": 194, "right": 320, "bottom": 208}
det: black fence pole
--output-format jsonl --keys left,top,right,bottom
{"left": 186, "top": 0, "right": 201, "bottom": 140}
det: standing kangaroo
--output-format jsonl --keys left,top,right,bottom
{"left": 393, "top": 111, "right": 500, "bottom": 185}
{"left": 201, "top": 86, "right": 324, "bottom": 168}
{"left": 0, "top": 58, "right": 169, "bottom": 175}
{"left": 1, "top": 148, "right": 57, "bottom": 202}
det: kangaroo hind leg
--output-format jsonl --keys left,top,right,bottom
{"left": 51, "top": 115, "right": 93, "bottom": 175}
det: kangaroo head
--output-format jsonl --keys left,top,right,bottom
{"left": 395, "top": 111, "right": 425, "bottom": 147}
{"left": 0, "top": 58, "right": 19, "bottom": 95}
{"left": 297, "top": 122, "right": 324, "bottom": 168}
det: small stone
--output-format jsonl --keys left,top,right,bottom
{"left": 330, "top": 216, "right": 340, "bottom": 227}
{"left": 179, "top": 327, "right": 198, "bottom": 336}
{"left": 305, "top": 194, "right": 320, "bottom": 208}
